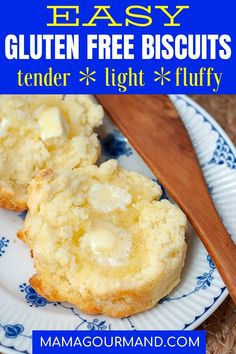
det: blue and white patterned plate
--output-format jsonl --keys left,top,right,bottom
{"left": 0, "top": 95, "right": 236, "bottom": 354}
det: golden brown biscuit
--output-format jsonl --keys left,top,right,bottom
{"left": 0, "top": 95, "right": 103, "bottom": 211}
{"left": 19, "top": 160, "right": 187, "bottom": 317}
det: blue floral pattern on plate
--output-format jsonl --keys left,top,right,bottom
{"left": 0, "top": 237, "right": 9, "bottom": 257}
{"left": 160, "top": 255, "right": 216, "bottom": 303}
{"left": 209, "top": 136, "right": 236, "bottom": 169}
{"left": 3, "top": 324, "right": 24, "bottom": 339}
{"left": 19, "top": 284, "right": 113, "bottom": 331}
{"left": 0, "top": 322, "right": 31, "bottom": 342}
{"left": 85, "top": 319, "right": 108, "bottom": 331}
{"left": 100, "top": 129, "right": 133, "bottom": 158}
{"left": 19, "top": 283, "right": 50, "bottom": 307}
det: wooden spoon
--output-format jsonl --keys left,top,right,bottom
{"left": 95, "top": 94, "right": 236, "bottom": 304}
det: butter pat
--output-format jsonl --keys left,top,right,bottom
{"left": 38, "top": 107, "right": 68, "bottom": 141}
{"left": 88, "top": 183, "right": 132, "bottom": 213}
{"left": 90, "top": 228, "right": 116, "bottom": 255}
{"left": 80, "top": 224, "right": 132, "bottom": 266}
{"left": 0, "top": 118, "right": 10, "bottom": 138}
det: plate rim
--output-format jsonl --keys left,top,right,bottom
{"left": 171, "top": 94, "right": 232, "bottom": 329}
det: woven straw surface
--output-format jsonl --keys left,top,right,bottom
{"left": 1, "top": 95, "right": 235, "bottom": 354}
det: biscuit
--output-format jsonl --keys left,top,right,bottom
{"left": 19, "top": 160, "right": 187, "bottom": 318}
{"left": 0, "top": 95, "right": 103, "bottom": 211}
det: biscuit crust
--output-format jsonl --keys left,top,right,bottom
{"left": 29, "top": 270, "right": 183, "bottom": 318}
{"left": 0, "top": 187, "right": 27, "bottom": 211}
{"left": 20, "top": 161, "right": 187, "bottom": 318}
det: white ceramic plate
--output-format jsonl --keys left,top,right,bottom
{"left": 0, "top": 95, "right": 236, "bottom": 354}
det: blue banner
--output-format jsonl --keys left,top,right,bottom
{"left": 0, "top": 1, "right": 235, "bottom": 93}
{"left": 32, "top": 330, "right": 206, "bottom": 354}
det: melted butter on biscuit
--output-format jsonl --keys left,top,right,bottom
{"left": 0, "top": 118, "right": 10, "bottom": 138}
{"left": 88, "top": 183, "right": 132, "bottom": 212}
{"left": 80, "top": 224, "right": 132, "bottom": 266}
{"left": 90, "top": 228, "right": 116, "bottom": 254}
{"left": 38, "top": 107, "right": 68, "bottom": 141}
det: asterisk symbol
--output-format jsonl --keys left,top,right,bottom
{"left": 79, "top": 67, "right": 96, "bottom": 86}
{"left": 154, "top": 67, "right": 171, "bottom": 86}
